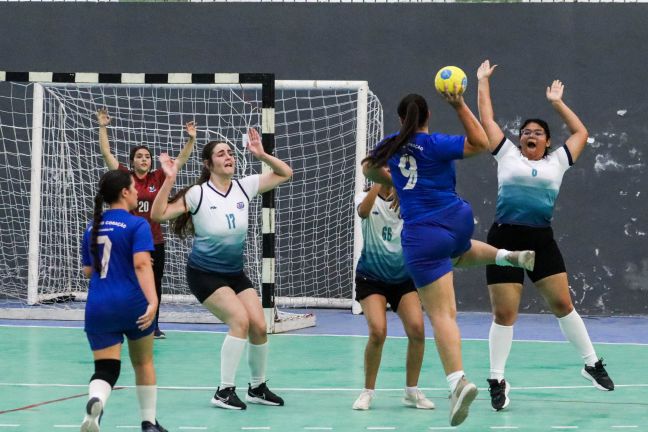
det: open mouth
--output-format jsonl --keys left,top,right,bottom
{"left": 526, "top": 141, "right": 537, "bottom": 150}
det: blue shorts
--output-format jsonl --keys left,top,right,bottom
{"left": 84, "top": 298, "right": 155, "bottom": 351}
{"left": 402, "top": 201, "right": 474, "bottom": 288}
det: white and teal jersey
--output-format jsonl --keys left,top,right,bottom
{"left": 185, "top": 175, "right": 260, "bottom": 273}
{"left": 355, "top": 192, "right": 409, "bottom": 283}
{"left": 493, "top": 138, "right": 573, "bottom": 227}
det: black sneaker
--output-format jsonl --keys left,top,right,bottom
{"left": 246, "top": 382, "right": 284, "bottom": 406}
{"left": 582, "top": 359, "right": 614, "bottom": 391}
{"left": 141, "top": 420, "right": 168, "bottom": 432}
{"left": 487, "top": 378, "right": 510, "bottom": 411}
{"left": 211, "top": 386, "right": 247, "bottom": 410}
{"left": 154, "top": 328, "right": 166, "bottom": 339}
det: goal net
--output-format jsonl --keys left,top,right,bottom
{"left": 0, "top": 77, "right": 383, "bottom": 321}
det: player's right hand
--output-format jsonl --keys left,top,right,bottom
{"left": 137, "top": 303, "right": 157, "bottom": 331}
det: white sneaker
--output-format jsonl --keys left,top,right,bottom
{"left": 449, "top": 377, "right": 478, "bottom": 427}
{"left": 352, "top": 390, "right": 374, "bottom": 410}
{"left": 402, "top": 389, "right": 435, "bottom": 409}
{"left": 505, "top": 250, "right": 536, "bottom": 271}
{"left": 80, "top": 397, "right": 102, "bottom": 432}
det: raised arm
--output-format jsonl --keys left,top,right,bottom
{"left": 441, "top": 88, "right": 489, "bottom": 158}
{"left": 173, "top": 121, "right": 197, "bottom": 171}
{"left": 151, "top": 153, "right": 187, "bottom": 222}
{"left": 246, "top": 128, "right": 293, "bottom": 194}
{"left": 96, "top": 108, "right": 120, "bottom": 170}
{"left": 357, "top": 183, "right": 380, "bottom": 219}
{"left": 477, "top": 60, "right": 505, "bottom": 151}
{"left": 546, "top": 80, "right": 588, "bottom": 162}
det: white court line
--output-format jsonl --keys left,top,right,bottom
{"left": 1, "top": 324, "right": 646, "bottom": 346}
{"left": 53, "top": 426, "right": 79, "bottom": 429}
{"left": 490, "top": 427, "right": 519, "bottom": 430}
{"left": 428, "top": 427, "right": 456, "bottom": 430}
{"left": 304, "top": 428, "right": 333, "bottom": 430}
{"left": 1, "top": 382, "right": 647, "bottom": 392}
{"left": 115, "top": 426, "right": 140, "bottom": 429}
{"left": 611, "top": 427, "right": 638, "bottom": 429}
{"left": 241, "top": 428, "right": 271, "bottom": 430}
{"left": 551, "top": 427, "right": 578, "bottom": 429}
{"left": 179, "top": 427, "right": 208, "bottom": 430}
{"left": 367, "top": 428, "right": 396, "bottom": 431}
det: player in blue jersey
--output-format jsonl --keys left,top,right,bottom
{"left": 151, "top": 128, "right": 291, "bottom": 411}
{"left": 80, "top": 170, "right": 166, "bottom": 432}
{"left": 477, "top": 60, "right": 614, "bottom": 411}
{"left": 352, "top": 182, "right": 435, "bottom": 411}
{"left": 362, "top": 89, "right": 536, "bottom": 427}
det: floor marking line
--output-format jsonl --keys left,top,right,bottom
{"left": 611, "top": 427, "right": 638, "bottom": 429}
{"left": 179, "top": 428, "right": 208, "bottom": 430}
{"left": 0, "top": 387, "right": 126, "bottom": 416}
{"left": 304, "top": 428, "right": 333, "bottom": 431}
{"left": 490, "top": 428, "right": 519, "bottom": 430}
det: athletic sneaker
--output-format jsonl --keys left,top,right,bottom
{"left": 487, "top": 378, "right": 510, "bottom": 411}
{"left": 582, "top": 359, "right": 614, "bottom": 391}
{"left": 80, "top": 397, "right": 102, "bottom": 432}
{"left": 505, "top": 250, "right": 536, "bottom": 271}
{"left": 448, "top": 377, "right": 478, "bottom": 427}
{"left": 352, "top": 389, "right": 374, "bottom": 410}
{"left": 402, "top": 389, "right": 435, "bottom": 409}
{"left": 153, "top": 328, "right": 166, "bottom": 339}
{"left": 246, "top": 382, "right": 284, "bottom": 406}
{"left": 141, "top": 420, "right": 168, "bottom": 432}
{"left": 211, "top": 386, "right": 247, "bottom": 410}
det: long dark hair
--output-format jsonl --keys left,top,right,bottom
{"left": 169, "top": 140, "right": 231, "bottom": 239}
{"left": 91, "top": 170, "right": 132, "bottom": 273}
{"left": 363, "top": 93, "right": 428, "bottom": 167}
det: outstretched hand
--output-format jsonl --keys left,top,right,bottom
{"left": 546, "top": 80, "right": 564, "bottom": 103}
{"left": 159, "top": 152, "right": 178, "bottom": 177}
{"left": 185, "top": 120, "right": 197, "bottom": 139}
{"left": 96, "top": 108, "right": 111, "bottom": 127}
{"left": 477, "top": 60, "right": 497, "bottom": 80}
{"left": 246, "top": 128, "right": 266, "bottom": 159}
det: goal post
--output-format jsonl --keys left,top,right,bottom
{"left": 0, "top": 72, "right": 384, "bottom": 327}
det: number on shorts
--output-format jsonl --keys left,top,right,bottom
{"left": 96, "top": 235, "right": 112, "bottom": 279}
{"left": 399, "top": 154, "right": 418, "bottom": 190}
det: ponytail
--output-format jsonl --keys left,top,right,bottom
{"left": 363, "top": 94, "right": 428, "bottom": 167}
{"left": 90, "top": 193, "right": 104, "bottom": 273}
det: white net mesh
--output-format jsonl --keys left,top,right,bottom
{"left": 0, "top": 80, "right": 383, "bottom": 317}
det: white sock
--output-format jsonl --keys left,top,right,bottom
{"left": 248, "top": 342, "right": 268, "bottom": 388}
{"left": 557, "top": 309, "right": 598, "bottom": 367}
{"left": 135, "top": 385, "right": 157, "bottom": 424}
{"left": 363, "top": 388, "right": 376, "bottom": 396}
{"left": 495, "top": 249, "right": 512, "bottom": 266}
{"left": 446, "top": 370, "right": 464, "bottom": 393}
{"left": 221, "top": 335, "right": 247, "bottom": 388}
{"left": 489, "top": 322, "right": 513, "bottom": 380}
{"left": 405, "top": 386, "right": 418, "bottom": 395}
{"left": 88, "top": 379, "right": 112, "bottom": 408}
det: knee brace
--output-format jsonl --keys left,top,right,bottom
{"left": 91, "top": 359, "right": 121, "bottom": 388}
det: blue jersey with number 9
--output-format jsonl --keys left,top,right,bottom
{"left": 379, "top": 132, "right": 465, "bottom": 223}
{"left": 81, "top": 209, "right": 154, "bottom": 333}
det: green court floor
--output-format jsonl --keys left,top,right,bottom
{"left": 0, "top": 326, "right": 646, "bottom": 431}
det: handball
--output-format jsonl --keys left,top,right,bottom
{"left": 434, "top": 66, "right": 467, "bottom": 95}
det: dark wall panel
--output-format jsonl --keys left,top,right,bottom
{"left": 1, "top": 3, "right": 646, "bottom": 314}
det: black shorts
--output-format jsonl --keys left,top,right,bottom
{"left": 486, "top": 223, "right": 566, "bottom": 285}
{"left": 355, "top": 274, "right": 416, "bottom": 313}
{"left": 186, "top": 265, "right": 254, "bottom": 303}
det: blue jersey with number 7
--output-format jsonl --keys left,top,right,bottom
{"left": 81, "top": 209, "right": 154, "bottom": 332}
{"left": 378, "top": 132, "right": 465, "bottom": 223}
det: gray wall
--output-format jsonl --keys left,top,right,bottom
{"left": 1, "top": 3, "right": 647, "bottom": 314}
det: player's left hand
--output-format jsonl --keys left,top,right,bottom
{"left": 159, "top": 152, "right": 178, "bottom": 177}
{"left": 546, "top": 80, "right": 564, "bottom": 103}
{"left": 137, "top": 303, "right": 157, "bottom": 331}
{"left": 246, "top": 128, "right": 266, "bottom": 159}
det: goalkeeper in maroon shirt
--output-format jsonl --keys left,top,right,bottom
{"left": 96, "top": 108, "right": 196, "bottom": 339}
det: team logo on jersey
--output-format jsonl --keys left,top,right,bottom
{"left": 148, "top": 185, "right": 157, "bottom": 192}
{"left": 237, "top": 202, "right": 245, "bottom": 210}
